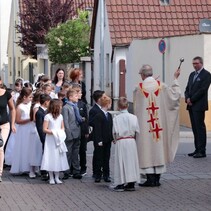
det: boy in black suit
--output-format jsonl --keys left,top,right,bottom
{"left": 35, "top": 94, "right": 51, "bottom": 180}
{"left": 92, "top": 95, "right": 113, "bottom": 183}
{"left": 89, "top": 90, "right": 105, "bottom": 178}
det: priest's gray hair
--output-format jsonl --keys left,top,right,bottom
{"left": 139, "top": 64, "right": 153, "bottom": 77}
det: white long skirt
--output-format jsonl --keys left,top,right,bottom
{"left": 4, "top": 125, "right": 18, "bottom": 165}
{"left": 114, "top": 138, "right": 140, "bottom": 185}
{"left": 29, "top": 122, "right": 43, "bottom": 167}
{"left": 41, "top": 134, "right": 69, "bottom": 172}
{"left": 10, "top": 123, "right": 31, "bottom": 174}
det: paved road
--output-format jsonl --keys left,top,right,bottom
{"left": 1, "top": 142, "right": 211, "bottom": 211}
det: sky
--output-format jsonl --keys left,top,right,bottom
{"left": 0, "top": 0, "right": 12, "bottom": 68}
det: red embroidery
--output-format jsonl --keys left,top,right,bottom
{"left": 146, "top": 102, "right": 159, "bottom": 115}
{"left": 149, "top": 123, "right": 163, "bottom": 140}
{"left": 147, "top": 113, "right": 158, "bottom": 128}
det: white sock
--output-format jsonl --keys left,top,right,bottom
{"left": 54, "top": 172, "right": 62, "bottom": 184}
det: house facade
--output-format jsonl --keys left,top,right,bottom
{"left": 7, "top": 0, "right": 94, "bottom": 86}
{"left": 90, "top": 0, "right": 211, "bottom": 130}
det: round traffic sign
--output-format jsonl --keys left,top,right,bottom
{"left": 158, "top": 39, "right": 166, "bottom": 54}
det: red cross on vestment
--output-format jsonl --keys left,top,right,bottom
{"left": 147, "top": 113, "right": 158, "bottom": 128}
{"left": 146, "top": 102, "right": 159, "bottom": 115}
{"left": 149, "top": 123, "right": 163, "bottom": 140}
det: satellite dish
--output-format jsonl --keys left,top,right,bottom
{"left": 199, "top": 19, "right": 211, "bottom": 33}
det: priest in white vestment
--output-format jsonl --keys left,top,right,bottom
{"left": 134, "top": 64, "right": 181, "bottom": 187}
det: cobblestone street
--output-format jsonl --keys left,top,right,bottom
{"left": 1, "top": 142, "right": 211, "bottom": 211}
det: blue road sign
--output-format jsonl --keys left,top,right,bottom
{"left": 158, "top": 39, "right": 166, "bottom": 54}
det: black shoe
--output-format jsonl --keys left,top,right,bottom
{"left": 155, "top": 174, "right": 161, "bottom": 187}
{"left": 73, "top": 174, "right": 82, "bottom": 179}
{"left": 113, "top": 184, "right": 125, "bottom": 192}
{"left": 139, "top": 180, "right": 156, "bottom": 187}
{"left": 62, "top": 173, "right": 70, "bottom": 180}
{"left": 95, "top": 177, "right": 101, "bottom": 183}
{"left": 193, "top": 153, "right": 206, "bottom": 158}
{"left": 124, "top": 183, "right": 135, "bottom": 191}
{"left": 41, "top": 174, "right": 49, "bottom": 181}
{"left": 188, "top": 151, "right": 196, "bottom": 156}
{"left": 104, "top": 177, "right": 111, "bottom": 183}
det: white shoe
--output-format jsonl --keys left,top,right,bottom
{"left": 55, "top": 179, "right": 63, "bottom": 184}
{"left": 29, "top": 172, "right": 36, "bottom": 178}
{"left": 49, "top": 179, "right": 55, "bottom": 185}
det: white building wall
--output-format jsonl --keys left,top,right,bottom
{"left": 126, "top": 34, "right": 209, "bottom": 103}
{"left": 93, "top": 3, "right": 112, "bottom": 93}
{"left": 204, "top": 34, "right": 211, "bottom": 99}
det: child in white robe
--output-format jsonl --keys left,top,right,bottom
{"left": 112, "top": 97, "right": 140, "bottom": 191}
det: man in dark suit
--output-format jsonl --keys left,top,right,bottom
{"left": 89, "top": 90, "right": 105, "bottom": 178}
{"left": 185, "top": 56, "right": 211, "bottom": 158}
{"left": 35, "top": 94, "right": 51, "bottom": 180}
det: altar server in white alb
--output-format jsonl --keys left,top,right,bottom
{"left": 134, "top": 64, "right": 181, "bottom": 187}
{"left": 112, "top": 97, "right": 140, "bottom": 192}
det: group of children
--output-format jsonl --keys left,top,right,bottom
{"left": 5, "top": 74, "right": 89, "bottom": 184}
{"left": 4, "top": 73, "right": 141, "bottom": 191}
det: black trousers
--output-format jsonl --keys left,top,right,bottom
{"left": 93, "top": 142, "right": 111, "bottom": 179}
{"left": 189, "top": 109, "right": 206, "bottom": 154}
{"left": 79, "top": 136, "right": 87, "bottom": 172}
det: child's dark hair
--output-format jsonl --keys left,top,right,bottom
{"left": 62, "top": 82, "right": 70, "bottom": 91}
{"left": 30, "top": 90, "right": 42, "bottom": 121}
{"left": 92, "top": 90, "right": 105, "bottom": 102}
{"left": 47, "top": 99, "right": 62, "bottom": 119}
{"left": 58, "top": 90, "right": 66, "bottom": 99}
{"left": 15, "top": 78, "right": 23, "bottom": 87}
{"left": 40, "top": 94, "right": 51, "bottom": 105}
{"left": 16, "top": 87, "right": 32, "bottom": 108}
{"left": 40, "top": 75, "right": 50, "bottom": 83}
{"left": 41, "top": 83, "right": 51, "bottom": 91}
{"left": 24, "top": 82, "right": 33, "bottom": 90}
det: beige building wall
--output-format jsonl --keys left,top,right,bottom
{"left": 7, "top": 0, "right": 38, "bottom": 86}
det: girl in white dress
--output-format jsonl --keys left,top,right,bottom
{"left": 28, "top": 91, "right": 43, "bottom": 178}
{"left": 41, "top": 99, "right": 69, "bottom": 185}
{"left": 112, "top": 97, "right": 140, "bottom": 192}
{"left": 10, "top": 87, "right": 33, "bottom": 174}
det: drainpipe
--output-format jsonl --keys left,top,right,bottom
{"left": 100, "top": 0, "right": 105, "bottom": 90}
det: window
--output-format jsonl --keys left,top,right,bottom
{"left": 160, "top": 0, "right": 170, "bottom": 5}
{"left": 106, "top": 54, "right": 110, "bottom": 87}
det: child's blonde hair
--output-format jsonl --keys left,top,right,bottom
{"left": 66, "top": 88, "right": 77, "bottom": 99}
{"left": 117, "top": 97, "right": 128, "bottom": 110}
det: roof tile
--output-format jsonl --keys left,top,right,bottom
{"left": 92, "top": 0, "right": 211, "bottom": 46}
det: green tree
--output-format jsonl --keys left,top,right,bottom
{"left": 46, "top": 10, "right": 90, "bottom": 64}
